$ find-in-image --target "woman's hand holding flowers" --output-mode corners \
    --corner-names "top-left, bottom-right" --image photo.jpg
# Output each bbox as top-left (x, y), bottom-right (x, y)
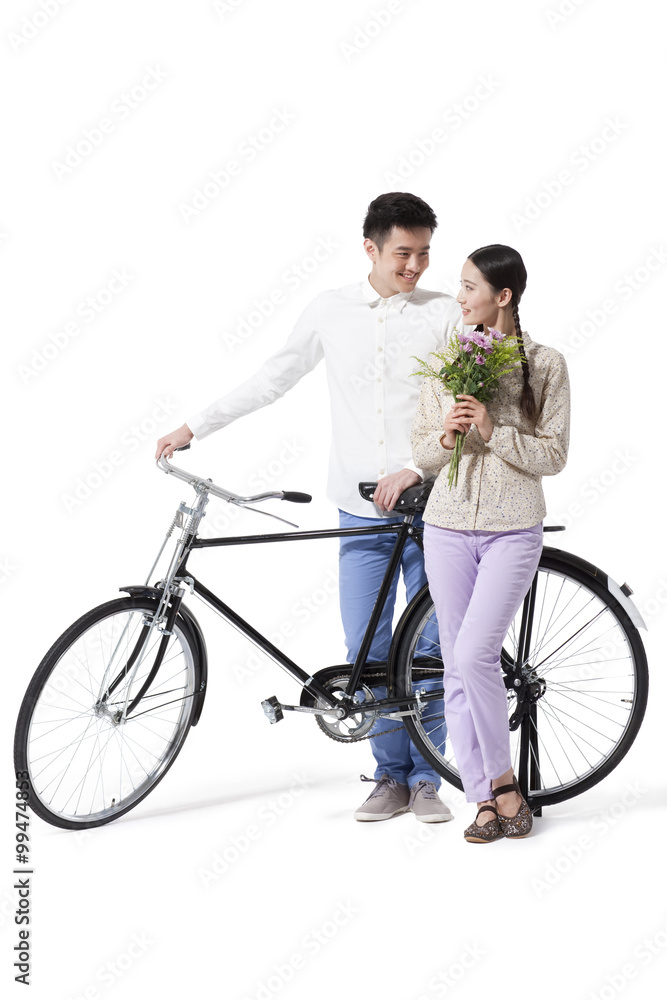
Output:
top-left (452, 395), bottom-right (494, 443)
top-left (440, 406), bottom-right (471, 450)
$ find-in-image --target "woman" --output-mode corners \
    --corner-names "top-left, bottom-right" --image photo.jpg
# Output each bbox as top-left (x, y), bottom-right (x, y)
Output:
top-left (411, 244), bottom-right (570, 842)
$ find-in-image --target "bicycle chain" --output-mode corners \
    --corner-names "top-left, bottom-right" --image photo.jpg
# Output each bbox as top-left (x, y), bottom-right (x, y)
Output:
top-left (314, 668), bottom-right (445, 744)
top-left (316, 713), bottom-right (447, 744)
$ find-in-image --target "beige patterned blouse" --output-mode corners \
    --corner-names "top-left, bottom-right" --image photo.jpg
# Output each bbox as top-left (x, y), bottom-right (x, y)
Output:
top-left (411, 332), bottom-right (570, 530)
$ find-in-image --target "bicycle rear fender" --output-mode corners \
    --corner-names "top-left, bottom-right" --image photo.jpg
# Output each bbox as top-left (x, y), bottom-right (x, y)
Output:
top-left (542, 546), bottom-right (647, 631)
top-left (387, 547), bottom-right (646, 690)
top-left (119, 585), bottom-right (209, 725)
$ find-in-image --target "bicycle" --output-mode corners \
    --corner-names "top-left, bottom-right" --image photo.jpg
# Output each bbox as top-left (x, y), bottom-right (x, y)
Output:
top-left (14, 449), bottom-right (649, 829)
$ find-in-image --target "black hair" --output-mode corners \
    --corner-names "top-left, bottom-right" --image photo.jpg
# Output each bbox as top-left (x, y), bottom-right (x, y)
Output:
top-left (363, 192), bottom-right (437, 250)
top-left (468, 244), bottom-right (536, 420)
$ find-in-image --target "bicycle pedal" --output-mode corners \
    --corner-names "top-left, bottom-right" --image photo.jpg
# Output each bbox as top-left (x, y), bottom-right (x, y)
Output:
top-left (261, 696), bottom-right (284, 724)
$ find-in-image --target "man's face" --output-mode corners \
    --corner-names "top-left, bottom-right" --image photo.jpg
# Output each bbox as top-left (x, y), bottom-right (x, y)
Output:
top-left (364, 226), bottom-right (432, 297)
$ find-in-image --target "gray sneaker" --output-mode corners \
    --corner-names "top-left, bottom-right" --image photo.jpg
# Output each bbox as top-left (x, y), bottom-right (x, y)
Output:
top-left (354, 774), bottom-right (410, 822)
top-left (409, 781), bottom-right (454, 823)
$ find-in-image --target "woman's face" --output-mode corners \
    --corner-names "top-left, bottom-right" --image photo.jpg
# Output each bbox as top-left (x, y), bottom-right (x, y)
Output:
top-left (456, 258), bottom-right (503, 328)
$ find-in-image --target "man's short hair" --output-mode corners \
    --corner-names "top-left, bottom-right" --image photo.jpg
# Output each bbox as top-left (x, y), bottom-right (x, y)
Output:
top-left (363, 192), bottom-right (438, 250)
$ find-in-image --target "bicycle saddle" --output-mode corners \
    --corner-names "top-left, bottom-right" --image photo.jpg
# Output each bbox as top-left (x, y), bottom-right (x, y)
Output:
top-left (358, 480), bottom-right (433, 514)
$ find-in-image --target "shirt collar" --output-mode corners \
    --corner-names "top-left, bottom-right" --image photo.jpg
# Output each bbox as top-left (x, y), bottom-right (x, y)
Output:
top-left (361, 276), bottom-right (413, 313)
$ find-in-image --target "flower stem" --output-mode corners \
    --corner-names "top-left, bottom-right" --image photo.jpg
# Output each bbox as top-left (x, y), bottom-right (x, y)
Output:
top-left (447, 431), bottom-right (464, 490)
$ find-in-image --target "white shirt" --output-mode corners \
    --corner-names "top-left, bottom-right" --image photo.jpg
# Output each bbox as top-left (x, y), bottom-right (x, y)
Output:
top-left (188, 278), bottom-right (464, 517)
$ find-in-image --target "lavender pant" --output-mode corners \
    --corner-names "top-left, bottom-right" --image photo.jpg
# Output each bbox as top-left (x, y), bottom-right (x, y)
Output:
top-left (424, 523), bottom-right (543, 803)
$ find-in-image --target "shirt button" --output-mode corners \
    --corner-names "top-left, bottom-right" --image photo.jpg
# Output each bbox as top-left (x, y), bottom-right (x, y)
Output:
top-left (379, 469), bottom-right (385, 475)
top-left (376, 377), bottom-right (382, 382)
top-left (377, 346), bottom-right (383, 351)
top-left (379, 440), bottom-right (384, 445)
top-left (378, 317), bottom-right (384, 324)
top-left (377, 408), bottom-right (382, 413)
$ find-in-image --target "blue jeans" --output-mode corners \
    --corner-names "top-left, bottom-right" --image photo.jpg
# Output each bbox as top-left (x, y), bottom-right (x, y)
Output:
top-left (338, 509), bottom-right (445, 789)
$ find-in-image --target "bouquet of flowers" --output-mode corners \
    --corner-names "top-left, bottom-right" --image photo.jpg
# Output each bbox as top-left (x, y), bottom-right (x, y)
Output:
top-left (413, 328), bottom-right (523, 489)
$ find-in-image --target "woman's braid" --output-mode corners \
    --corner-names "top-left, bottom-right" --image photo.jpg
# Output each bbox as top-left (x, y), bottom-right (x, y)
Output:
top-left (512, 299), bottom-right (536, 420)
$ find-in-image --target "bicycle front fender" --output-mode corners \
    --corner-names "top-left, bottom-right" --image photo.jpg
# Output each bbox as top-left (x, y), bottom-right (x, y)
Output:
top-left (119, 585), bottom-right (208, 725)
top-left (542, 547), bottom-right (647, 631)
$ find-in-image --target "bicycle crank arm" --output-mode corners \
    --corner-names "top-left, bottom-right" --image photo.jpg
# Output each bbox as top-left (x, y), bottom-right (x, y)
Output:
top-left (261, 695), bottom-right (344, 724)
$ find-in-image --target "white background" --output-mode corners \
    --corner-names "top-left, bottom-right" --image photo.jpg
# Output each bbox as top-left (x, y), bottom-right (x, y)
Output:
top-left (2, 1), bottom-right (666, 997)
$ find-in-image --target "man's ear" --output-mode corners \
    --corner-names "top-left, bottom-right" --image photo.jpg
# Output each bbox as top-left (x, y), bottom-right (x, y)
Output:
top-left (363, 237), bottom-right (379, 263)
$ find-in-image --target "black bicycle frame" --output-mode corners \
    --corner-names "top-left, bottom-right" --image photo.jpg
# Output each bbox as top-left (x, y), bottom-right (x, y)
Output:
top-left (177, 516), bottom-right (423, 709)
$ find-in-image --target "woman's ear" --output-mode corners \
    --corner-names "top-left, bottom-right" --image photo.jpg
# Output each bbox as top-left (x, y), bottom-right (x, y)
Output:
top-left (496, 287), bottom-right (513, 308)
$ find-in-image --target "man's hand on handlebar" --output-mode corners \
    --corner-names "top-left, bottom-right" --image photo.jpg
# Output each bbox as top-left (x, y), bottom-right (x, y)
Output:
top-left (155, 423), bottom-right (194, 460)
top-left (372, 468), bottom-right (421, 512)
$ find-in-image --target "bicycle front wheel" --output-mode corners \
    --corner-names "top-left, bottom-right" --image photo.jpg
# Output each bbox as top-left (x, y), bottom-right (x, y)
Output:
top-left (393, 556), bottom-right (648, 808)
top-left (14, 597), bottom-right (199, 829)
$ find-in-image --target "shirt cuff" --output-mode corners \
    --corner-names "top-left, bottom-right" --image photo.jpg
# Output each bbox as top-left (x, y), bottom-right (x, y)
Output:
top-left (187, 411), bottom-right (214, 441)
top-left (404, 459), bottom-right (424, 480)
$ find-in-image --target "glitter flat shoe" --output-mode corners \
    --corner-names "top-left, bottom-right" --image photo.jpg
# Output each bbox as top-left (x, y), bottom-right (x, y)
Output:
top-left (463, 804), bottom-right (503, 843)
top-left (493, 777), bottom-right (533, 839)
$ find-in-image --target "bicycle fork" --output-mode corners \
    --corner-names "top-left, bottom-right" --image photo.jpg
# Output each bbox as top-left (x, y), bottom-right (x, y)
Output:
top-left (96, 488), bottom-right (210, 723)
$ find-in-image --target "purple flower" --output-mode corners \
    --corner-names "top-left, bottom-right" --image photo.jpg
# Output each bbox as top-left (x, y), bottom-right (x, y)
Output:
top-left (488, 328), bottom-right (504, 341)
top-left (475, 354), bottom-right (484, 365)
top-left (461, 343), bottom-right (473, 353)
top-left (470, 331), bottom-right (493, 351)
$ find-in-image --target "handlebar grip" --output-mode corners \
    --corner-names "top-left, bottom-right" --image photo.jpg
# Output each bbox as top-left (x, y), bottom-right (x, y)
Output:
top-left (281, 492), bottom-right (312, 504)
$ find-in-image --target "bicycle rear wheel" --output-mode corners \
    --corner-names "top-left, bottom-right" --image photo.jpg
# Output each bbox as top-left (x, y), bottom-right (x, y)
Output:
top-left (393, 555), bottom-right (648, 807)
top-left (14, 596), bottom-right (198, 829)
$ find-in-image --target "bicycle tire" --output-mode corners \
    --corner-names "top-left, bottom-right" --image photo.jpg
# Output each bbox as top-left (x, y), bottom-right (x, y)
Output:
top-left (391, 553), bottom-right (648, 808)
top-left (14, 596), bottom-right (199, 829)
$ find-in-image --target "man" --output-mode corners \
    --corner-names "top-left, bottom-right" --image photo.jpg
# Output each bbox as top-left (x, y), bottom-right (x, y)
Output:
top-left (156, 192), bottom-right (463, 822)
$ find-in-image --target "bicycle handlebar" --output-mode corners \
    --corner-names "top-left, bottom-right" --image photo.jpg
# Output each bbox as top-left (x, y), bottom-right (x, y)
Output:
top-left (156, 452), bottom-right (312, 506)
